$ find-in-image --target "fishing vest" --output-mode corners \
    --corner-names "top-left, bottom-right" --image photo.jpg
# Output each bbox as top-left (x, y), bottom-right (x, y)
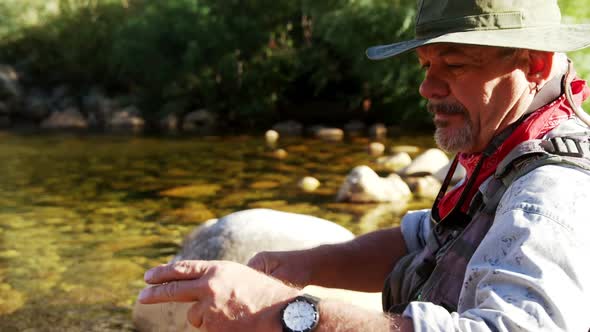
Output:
top-left (382, 118), bottom-right (590, 314)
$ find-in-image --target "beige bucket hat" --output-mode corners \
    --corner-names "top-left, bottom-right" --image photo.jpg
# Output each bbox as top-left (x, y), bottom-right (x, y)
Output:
top-left (366, 0), bottom-right (590, 60)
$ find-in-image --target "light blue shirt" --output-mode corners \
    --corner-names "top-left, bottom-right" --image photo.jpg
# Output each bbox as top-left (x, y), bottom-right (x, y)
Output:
top-left (400, 164), bottom-right (590, 331)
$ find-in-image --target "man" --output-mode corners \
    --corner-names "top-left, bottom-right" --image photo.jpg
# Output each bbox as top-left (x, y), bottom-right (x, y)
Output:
top-left (139, 0), bottom-right (590, 331)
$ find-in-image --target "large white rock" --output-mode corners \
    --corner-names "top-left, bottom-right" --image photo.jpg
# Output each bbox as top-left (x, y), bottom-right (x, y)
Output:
top-left (405, 175), bottom-right (442, 200)
top-left (434, 159), bottom-right (467, 184)
top-left (376, 152), bottom-right (412, 172)
top-left (400, 148), bottom-right (449, 176)
top-left (336, 165), bottom-right (411, 203)
top-left (133, 209), bottom-right (381, 332)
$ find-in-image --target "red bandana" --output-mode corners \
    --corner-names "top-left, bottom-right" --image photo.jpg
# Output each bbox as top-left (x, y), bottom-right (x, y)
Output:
top-left (437, 78), bottom-right (590, 218)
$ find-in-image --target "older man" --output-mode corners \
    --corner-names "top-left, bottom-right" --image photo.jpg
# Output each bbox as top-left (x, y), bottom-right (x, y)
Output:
top-left (139, 1), bottom-right (590, 331)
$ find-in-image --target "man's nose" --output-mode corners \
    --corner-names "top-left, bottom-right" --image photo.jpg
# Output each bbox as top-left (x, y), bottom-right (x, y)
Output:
top-left (419, 72), bottom-right (449, 100)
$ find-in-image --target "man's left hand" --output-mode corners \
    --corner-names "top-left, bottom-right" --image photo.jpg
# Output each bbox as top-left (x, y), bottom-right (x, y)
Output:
top-left (138, 260), bottom-right (300, 331)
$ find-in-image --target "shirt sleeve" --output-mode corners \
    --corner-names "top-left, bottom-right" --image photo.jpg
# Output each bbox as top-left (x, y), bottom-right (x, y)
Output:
top-left (400, 209), bottom-right (432, 253)
top-left (402, 165), bottom-right (590, 331)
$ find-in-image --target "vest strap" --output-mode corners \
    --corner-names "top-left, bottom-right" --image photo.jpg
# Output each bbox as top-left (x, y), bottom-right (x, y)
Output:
top-left (541, 136), bottom-right (590, 157)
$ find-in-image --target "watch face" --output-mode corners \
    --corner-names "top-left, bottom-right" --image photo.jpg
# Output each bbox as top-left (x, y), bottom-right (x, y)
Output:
top-left (283, 299), bottom-right (319, 332)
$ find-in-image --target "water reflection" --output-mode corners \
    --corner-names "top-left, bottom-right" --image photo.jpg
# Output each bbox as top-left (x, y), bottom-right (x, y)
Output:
top-left (0, 132), bottom-right (434, 330)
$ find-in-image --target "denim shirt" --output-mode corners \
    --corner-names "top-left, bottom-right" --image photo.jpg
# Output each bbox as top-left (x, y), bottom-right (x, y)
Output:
top-left (400, 164), bottom-right (590, 331)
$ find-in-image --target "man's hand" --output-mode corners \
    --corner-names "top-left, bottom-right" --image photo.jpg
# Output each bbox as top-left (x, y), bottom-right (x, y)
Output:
top-left (138, 260), bottom-right (299, 331)
top-left (247, 250), bottom-right (313, 287)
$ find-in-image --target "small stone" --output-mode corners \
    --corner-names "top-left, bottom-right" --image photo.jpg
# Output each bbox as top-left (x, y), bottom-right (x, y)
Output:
top-left (298, 176), bottom-right (320, 192)
top-left (315, 128), bottom-right (344, 142)
top-left (369, 123), bottom-right (387, 139)
top-left (368, 142), bottom-right (385, 157)
top-left (265, 130), bottom-right (279, 146)
top-left (272, 149), bottom-right (288, 160)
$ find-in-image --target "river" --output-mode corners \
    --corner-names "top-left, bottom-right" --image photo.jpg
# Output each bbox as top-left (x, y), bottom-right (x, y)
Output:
top-left (0, 131), bottom-right (435, 331)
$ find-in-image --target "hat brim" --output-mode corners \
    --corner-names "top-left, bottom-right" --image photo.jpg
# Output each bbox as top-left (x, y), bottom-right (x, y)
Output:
top-left (366, 24), bottom-right (590, 60)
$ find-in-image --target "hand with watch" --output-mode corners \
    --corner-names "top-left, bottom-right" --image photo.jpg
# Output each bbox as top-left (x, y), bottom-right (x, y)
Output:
top-left (138, 260), bottom-right (321, 332)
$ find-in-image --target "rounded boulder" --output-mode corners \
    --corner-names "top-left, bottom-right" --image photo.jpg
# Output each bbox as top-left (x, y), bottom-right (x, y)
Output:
top-left (133, 209), bottom-right (356, 332)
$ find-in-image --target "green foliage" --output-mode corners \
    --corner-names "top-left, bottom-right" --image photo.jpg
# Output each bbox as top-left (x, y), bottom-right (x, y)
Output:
top-left (110, 0), bottom-right (303, 120)
top-left (0, 0), bottom-right (588, 127)
top-left (0, 0), bottom-right (128, 86)
top-left (560, 0), bottom-right (590, 88)
top-left (309, 0), bottom-right (428, 125)
top-left (0, 0), bottom-right (426, 128)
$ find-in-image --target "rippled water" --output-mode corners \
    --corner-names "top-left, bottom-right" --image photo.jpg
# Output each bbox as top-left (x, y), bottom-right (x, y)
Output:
top-left (0, 131), bottom-right (435, 331)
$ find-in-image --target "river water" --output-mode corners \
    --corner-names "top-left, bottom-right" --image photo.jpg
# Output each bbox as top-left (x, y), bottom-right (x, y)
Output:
top-left (0, 131), bottom-right (435, 331)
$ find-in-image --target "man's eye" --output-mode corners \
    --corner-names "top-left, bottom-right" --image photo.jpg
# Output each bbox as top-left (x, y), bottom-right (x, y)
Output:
top-left (420, 63), bottom-right (430, 70)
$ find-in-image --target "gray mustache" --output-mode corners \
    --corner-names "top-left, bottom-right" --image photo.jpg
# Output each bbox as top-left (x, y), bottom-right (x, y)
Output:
top-left (428, 103), bottom-right (466, 115)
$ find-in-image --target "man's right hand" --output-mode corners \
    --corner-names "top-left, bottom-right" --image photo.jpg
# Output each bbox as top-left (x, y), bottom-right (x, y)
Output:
top-left (247, 249), bottom-right (314, 287)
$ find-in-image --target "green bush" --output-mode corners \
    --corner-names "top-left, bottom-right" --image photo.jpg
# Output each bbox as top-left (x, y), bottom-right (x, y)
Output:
top-left (309, 0), bottom-right (428, 126)
top-left (0, 0), bottom-right (129, 87)
top-left (0, 0), bottom-right (588, 129)
top-left (561, 1), bottom-right (590, 84)
top-left (110, 0), bottom-right (303, 123)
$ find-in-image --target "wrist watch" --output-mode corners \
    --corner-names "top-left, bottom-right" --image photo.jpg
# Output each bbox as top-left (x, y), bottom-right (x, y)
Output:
top-left (280, 294), bottom-right (320, 332)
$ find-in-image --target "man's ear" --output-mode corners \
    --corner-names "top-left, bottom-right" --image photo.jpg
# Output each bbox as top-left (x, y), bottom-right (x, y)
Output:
top-left (527, 51), bottom-right (553, 84)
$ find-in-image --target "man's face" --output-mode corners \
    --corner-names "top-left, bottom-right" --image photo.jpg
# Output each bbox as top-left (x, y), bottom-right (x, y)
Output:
top-left (416, 44), bottom-right (531, 153)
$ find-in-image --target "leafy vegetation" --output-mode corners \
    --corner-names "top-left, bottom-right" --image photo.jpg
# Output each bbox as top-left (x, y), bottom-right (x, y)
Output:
top-left (0, 0), bottom-right (588, 129)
